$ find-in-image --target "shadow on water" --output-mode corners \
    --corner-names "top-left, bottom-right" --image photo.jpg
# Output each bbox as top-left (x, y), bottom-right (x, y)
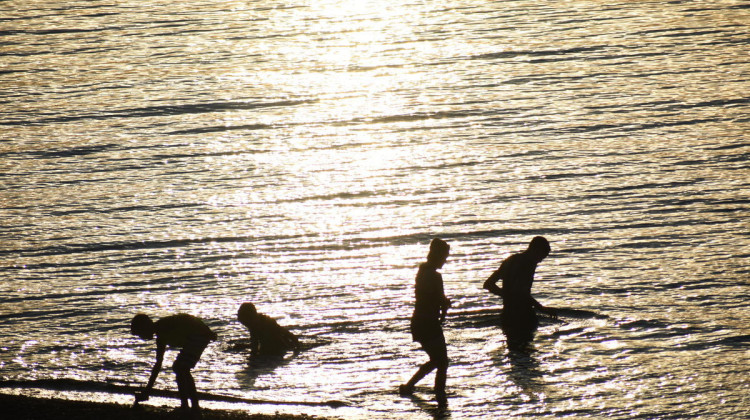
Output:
top-left (491, 344), bottom-right (545, 400)
top-left (226, 339), bottom-right (295, 387)
top-left (235, 355), bottom-right (292, 388)
top-left (402, 393), bottom-right (451, 420)
top-left (229, 337), bottom-right (332, 388)
top-left (507, 349), bottom-right (544, 396)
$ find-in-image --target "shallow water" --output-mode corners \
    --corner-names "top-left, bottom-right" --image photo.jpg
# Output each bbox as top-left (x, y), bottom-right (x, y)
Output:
top-left (1, 0), bottom-right (749, 418)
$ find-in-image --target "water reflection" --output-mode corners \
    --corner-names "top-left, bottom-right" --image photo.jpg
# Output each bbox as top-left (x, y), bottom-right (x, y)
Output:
top-left (235, 351), bottom-right (293, 389)
top-left (402, 393), bottom-right (452, 420)
top-left (2, 0), bottom-right (748, 418)
top-left (504, 349), bottom-right (545, 403)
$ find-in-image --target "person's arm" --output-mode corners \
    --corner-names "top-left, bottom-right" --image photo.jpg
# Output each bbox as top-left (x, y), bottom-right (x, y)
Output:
top-left (285, 327), bottom-right (299, 349)
top-left (439, 295), bottom-right (452, 323)
top-left (435, 271), bottom-right (451, 323)
top-left (483, 269), bottom-right (504, 297)
top-left (269, 317), bottom-right (298, 350)
top-left (531, 296), bottom-right (557, 319)
top-left (249, 329), bottom-right (260, 356)
top-left (135, 341), bottom-right (165, 402)
top-left (280, 327), bottom-right (300, 351)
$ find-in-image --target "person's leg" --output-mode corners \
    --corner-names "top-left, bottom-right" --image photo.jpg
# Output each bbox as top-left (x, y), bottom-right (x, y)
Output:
top-left (425, 336), bottom-right (448, 407)
top-left (173, 366), bottom-right (191, 410)
top-left (502, 312), bottom-right (537, 351)
top-left (183, 369), bottom-right (200, 413)
top-left (400, 360), bottom-right (436, 394)
top-left (174, 364), bottom-right (202, 419)
top-left (402, 334), bottom-right (448, 404)
top-left (173, 336), bottom-right (209, 415)
top-left (435, 366), bottom-right (447, 408)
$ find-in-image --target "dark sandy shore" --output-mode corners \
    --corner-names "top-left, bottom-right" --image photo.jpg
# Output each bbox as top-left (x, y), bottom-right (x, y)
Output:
top-left (0, 393), bottom-right (327, 420)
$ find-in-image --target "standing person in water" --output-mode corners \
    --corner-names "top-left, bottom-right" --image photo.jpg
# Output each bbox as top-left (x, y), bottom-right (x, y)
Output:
top-left (130, 313), bottom-right (218, 418)
top-left (483, 236), bottom-right (557, 349)
top-left (400, 238), bottom-right (452, 408)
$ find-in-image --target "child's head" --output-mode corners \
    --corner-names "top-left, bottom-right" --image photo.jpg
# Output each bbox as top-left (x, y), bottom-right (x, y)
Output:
top-left (238, 302), bottom-right (258, 323)
top-left (427, 238), bottom-right (450, 267)
top-left (130, 314), bottom-right (155, 340)
top-left (527, 236), bottom-right (550, 262)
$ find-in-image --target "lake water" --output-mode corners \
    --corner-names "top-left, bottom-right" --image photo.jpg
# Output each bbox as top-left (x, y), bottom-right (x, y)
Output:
top-left (1, 0), bottom-right (749, 418)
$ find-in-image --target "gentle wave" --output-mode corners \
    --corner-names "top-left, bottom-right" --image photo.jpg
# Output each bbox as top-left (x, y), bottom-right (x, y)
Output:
top-left (2, 1), bottom-right (749, 419)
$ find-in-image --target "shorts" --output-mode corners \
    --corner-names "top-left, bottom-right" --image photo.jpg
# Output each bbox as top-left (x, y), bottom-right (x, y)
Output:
top-left (501, 309), bottom-right (538, 348)
top-left (411, 316), bottom-right (448, 366)
top-left (410, 315), bottom-right (442, 343)
top-left (419, 334), bottom-right (448, 367)
top-left (173, 335), bottom-right (210, 371)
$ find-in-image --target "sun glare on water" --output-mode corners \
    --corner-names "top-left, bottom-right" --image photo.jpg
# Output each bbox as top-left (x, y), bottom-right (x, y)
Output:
top-left (202, 1), bottom-right (457, 252)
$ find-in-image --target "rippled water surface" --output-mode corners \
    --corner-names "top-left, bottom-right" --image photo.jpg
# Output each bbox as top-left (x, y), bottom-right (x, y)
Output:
top-left (1, 0), bottom-right (749, 418)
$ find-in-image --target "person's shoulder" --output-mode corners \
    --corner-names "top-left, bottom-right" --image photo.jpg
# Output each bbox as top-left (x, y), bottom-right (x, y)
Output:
top-left (153, 315), bottom-right (177, 335)
top-left (255, 313), bottom-right (280, 327)
top-left (517, 250), bottom-right (537, 264)
top-left (173, 313), bottom-right (202, 323)
top-left (155, 314), bottom-right (181, 325)
top-left (417, 261), bottom-right (439, 272)
top-left (500, 252), bottom-right (520, 266)
top-left (506, 251), bottom-right (533, 263)
top-left (416, 263), bottom-right (438, 278)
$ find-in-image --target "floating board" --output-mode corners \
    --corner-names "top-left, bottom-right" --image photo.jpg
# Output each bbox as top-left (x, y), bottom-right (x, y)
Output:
top-left (551, 307), bottom-right (608, 320)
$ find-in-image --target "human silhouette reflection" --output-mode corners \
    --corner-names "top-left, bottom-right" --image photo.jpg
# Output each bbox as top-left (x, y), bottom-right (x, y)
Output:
top-left (237, 302), bottom-right (299, 358)
top-left (399, 238), bottom-right (452, 409)
top-left (492, 346), bottom-right (545, 400)
top-left (402, 392), bottom-right (452, 419)
top-left (235, 350), bottom-right (292, 388)
top-left (483, 236), bottom-right (557, 350)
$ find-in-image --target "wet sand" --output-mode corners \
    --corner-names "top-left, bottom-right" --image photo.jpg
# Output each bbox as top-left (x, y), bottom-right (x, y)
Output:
top-left (0, 393), bottom-right (326, 420)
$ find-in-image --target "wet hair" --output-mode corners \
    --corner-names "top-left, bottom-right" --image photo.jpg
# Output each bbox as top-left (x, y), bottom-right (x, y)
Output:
top-left (238, 302), bottom-right (258, 320)
top-left (427, 238), bottom-right (450, 261)
top-left (528, 236), bottom-right (550, 257)
top-left (130, 313), bottom-right (154, 338)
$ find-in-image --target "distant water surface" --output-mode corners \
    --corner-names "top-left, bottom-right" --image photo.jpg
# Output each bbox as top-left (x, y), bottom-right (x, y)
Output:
top-left (1, 0), bottom-right (749, 418)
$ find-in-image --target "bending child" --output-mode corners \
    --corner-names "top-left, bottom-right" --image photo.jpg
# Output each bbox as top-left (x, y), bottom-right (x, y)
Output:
top-left (130, 313), bottom-right (217, 418)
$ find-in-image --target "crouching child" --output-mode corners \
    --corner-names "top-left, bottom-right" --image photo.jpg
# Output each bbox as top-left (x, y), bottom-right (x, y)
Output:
top-left (238, 302), bottom-right (299, 358)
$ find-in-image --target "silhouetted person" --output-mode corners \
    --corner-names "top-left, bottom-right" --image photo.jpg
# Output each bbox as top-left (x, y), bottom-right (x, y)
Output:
top-left (130, 313), bottom-right (217, 418)
top-left (238, 302), bottom-right (299, 358)
top-left (400, 238), bottom-right (451, 408)
top-left (483, 236), bottom-right (556, 349)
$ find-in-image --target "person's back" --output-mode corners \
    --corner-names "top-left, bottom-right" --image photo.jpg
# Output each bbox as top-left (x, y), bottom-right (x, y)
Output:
top-left (247, 313), bottom-right (298, 356)
top-left (497, 252), bottom-right (538, 317)
top-left (154, 314), bottom-right (217, 348)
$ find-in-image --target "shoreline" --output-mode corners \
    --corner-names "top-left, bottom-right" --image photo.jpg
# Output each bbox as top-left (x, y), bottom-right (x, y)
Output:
top-left (0, 393), bottom-right (329, 420)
